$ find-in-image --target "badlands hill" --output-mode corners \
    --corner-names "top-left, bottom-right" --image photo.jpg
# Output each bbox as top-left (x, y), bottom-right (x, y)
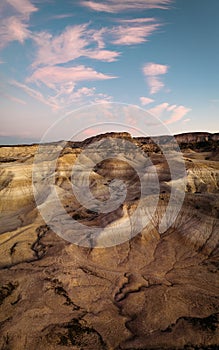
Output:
top-left (0, 132), bottom-right (218, 350)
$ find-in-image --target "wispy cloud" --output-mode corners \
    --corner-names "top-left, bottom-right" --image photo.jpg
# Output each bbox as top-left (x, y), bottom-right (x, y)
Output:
top-left (148, 76), bottom-right (165, 94)
top-left (32, 25), bottom-right (88, 66)
top-left (27, 65), bottom-right (116, 90)
top-left (148, 102), bottom-right (169, 117)
top-left (0, 0), bottom-right (37, 48)
top-left (182, 118), bottom-right (191, 123)
top-left (12, 75), bottom-right (114, 111)
top-left (143, 62), bottom-right (169, 94)
top-left (110, 22), bottom-right (160, 45)
top-left (148, 102), bottom-right (191, 124)
top-left (81, 0), bottom-right (172, 13)
top-left (0, 16), bottom-right (30, 48)
top-left (20, 17), bottom-right (162, 111)
top-left (32, 24), bottom-right (120, 67)
top-left (165, 105), bottom-right (191, 124)
top-left (118, 18), bottom-right (157, 24)
top-left (0, 1), bottom-right (170, 113)
top-left (11, 80), bottom-right (59, 109)
top-left (50, 14), bottom-right (74, 20)
top-left (82, 49), bottom-right (120, 61)
top-left (93, 94), bottom-right (113, 104)
top-left (1, 92), bottom-right (27, 105)
top-left (6, 0), bottom-right (37, 18)
top-left (140, 96), bottom-right (154, 105)
top-left (32, 20), bottom-right (160, 67)
top-left (10, 21), bottom-right (120, 110)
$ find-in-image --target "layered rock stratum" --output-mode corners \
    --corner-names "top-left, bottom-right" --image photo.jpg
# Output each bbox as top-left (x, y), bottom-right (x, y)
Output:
top-left (0, 132), bottom-right (218, 349)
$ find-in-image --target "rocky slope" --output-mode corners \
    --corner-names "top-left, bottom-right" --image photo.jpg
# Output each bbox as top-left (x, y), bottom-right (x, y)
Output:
top-left (0, 132), bottom-right (218, 350)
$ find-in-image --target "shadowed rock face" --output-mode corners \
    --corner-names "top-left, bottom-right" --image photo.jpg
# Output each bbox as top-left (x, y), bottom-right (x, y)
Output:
top-left (0, 132), bottom-right (218, 350)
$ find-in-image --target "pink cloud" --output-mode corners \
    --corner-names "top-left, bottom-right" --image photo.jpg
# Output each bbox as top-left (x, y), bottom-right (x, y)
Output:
top-left (6, 0), bottom-right (37, 18)
top-left (11, 80), bottom-right (60, 109)
top-left (148, 102), bottom-right (169, 117)
top-left (167, 104), bottom-right (177, 111)
top-left (93, 97), bottom-right (113, 104)
top-left (143, 62), bottom-right (169, 94)
top-left (148, 102), bottom-right (191, 124)
top-left (3, 92), bottom-right (27, 105)
top-left (143, 62), bottom-right (169, 76)
top-left (165, 106), bottom-right (191, 125)
top-left (91, 28), bottom-right (106, 49)
top-left (68, 87), bottom-right (96, 101)
top-left (49, 87), bottom-right (100, 110)
top-left (50, 14), bottom-right (74, 20)
top-left (86, 49), bottom-right (120, 61)
top-left (81, 0), bottom-right (172, 13)
top-left (12, 78), bottom-right (113, 111)
top-left (140, 97), bottom-right (154, 105)
top-left (0, 16), bottom-right (30, 48)
top-left (182, 118), bottom-right (191, 123)
top-left (31, 20), bottom-right (160, 70)
top-left (27, 65), bottom-right (116, 90)
top-left (118, 18), bottom-right (156, 24)
top-left (80, 1), bottom-right (116, 13)
top-left (32, 25), bottom-right (88, 66)
top-left (22, 19), bottom-right (160, 111)
top-left (0, 0), bottom-right (37, 48)
top-left (32, 25), bottom-right (120, 67)
top-left (0, 2), bottom-right (164, 64)
top-left (147, 76), bottom-right (165, 94)
top-left (110, 23), bottom-right (160, 45)
top-left (7, 16), bottom-right (30, 42)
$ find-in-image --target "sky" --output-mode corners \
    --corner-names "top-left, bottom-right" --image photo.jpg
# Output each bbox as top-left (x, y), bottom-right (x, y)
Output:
top-left (0, 0), bottom-right (219, 144)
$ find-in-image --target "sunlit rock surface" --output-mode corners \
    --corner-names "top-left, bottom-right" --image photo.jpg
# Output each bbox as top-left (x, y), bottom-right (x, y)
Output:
top-left (0, 132), bottom-right (218, 349)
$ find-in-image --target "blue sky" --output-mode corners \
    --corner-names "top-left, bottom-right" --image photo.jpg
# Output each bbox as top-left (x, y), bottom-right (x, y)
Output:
top-left (0, 0), bottom-right (218, 143)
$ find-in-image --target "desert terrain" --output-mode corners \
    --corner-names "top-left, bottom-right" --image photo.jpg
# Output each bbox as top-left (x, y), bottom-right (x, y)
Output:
top-left (0, 132), bottom-right (218, 349)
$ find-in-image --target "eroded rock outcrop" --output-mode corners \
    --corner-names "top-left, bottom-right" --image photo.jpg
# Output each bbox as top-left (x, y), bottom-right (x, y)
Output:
top-left (0, 132), bottom-right (218, 349)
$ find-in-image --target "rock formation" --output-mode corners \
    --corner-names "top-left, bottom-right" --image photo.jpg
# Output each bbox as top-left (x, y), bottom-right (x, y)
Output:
top-left (0, 132), bottom-right (218, 349)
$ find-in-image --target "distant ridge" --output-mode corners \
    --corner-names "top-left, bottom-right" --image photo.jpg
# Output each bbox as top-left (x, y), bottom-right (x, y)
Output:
top-left (0, 131), bottom-right (218, 149)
